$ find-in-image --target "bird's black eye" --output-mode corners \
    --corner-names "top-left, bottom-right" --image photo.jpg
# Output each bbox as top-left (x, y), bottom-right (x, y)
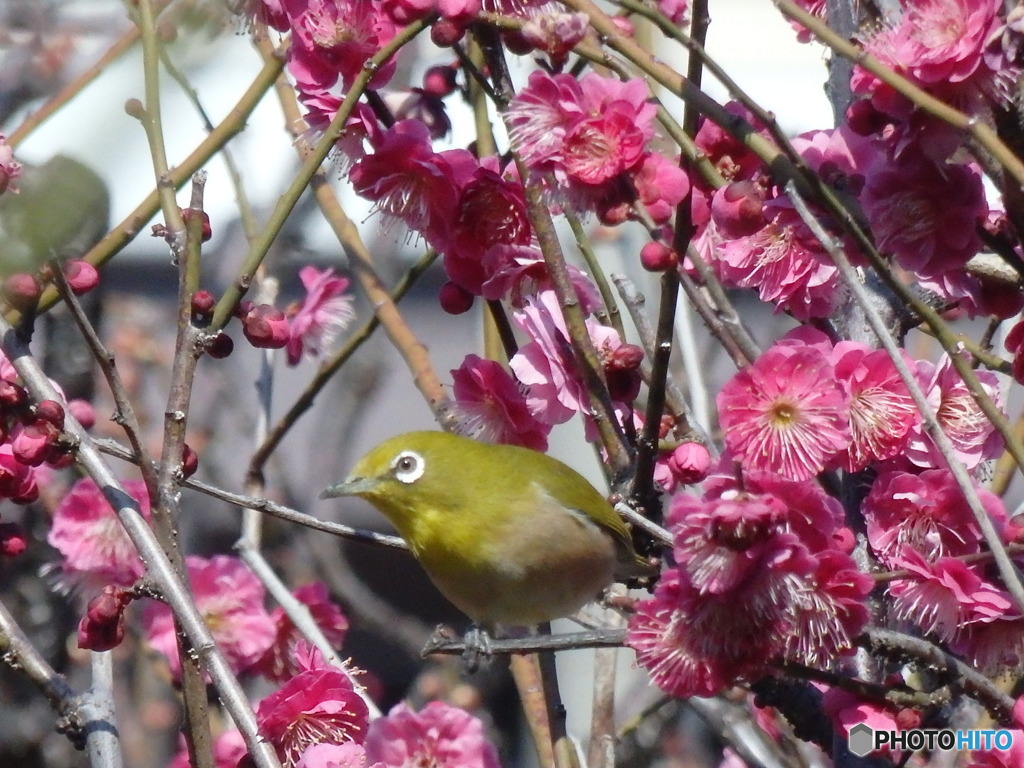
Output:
top-left (392, 450), bottom-right (425, 483)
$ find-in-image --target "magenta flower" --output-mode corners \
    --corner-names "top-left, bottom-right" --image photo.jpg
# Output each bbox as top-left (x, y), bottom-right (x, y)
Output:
top-left (142, 555), bottom-right (275, 679)
top-left (257, 644), bottom-right (370, 766)
top-left (861, 151), bottom-right (986, 277)
top-left (282, 0), bottom-right (398, 91)
top-left (48, 477), bottom-right (151, 590)
top-left (254, 582), bottom-right (350, 683)
top-left (286, 267), bottom-right (354, 366)
top-left (629, 477), bottom-right (869, 698)
top-left (905, 353), bottom-right (1003, 470)
top-left (349, 120), bottom-right (476, 245)
top-left (448, 354), bottom-right (551, 451)
top-left (717, 342), bottom-right (850, 481)
top-left (863, 469), bottom-right (1005, 568)
top-left (713, 199), bottom-right (841, 320)
top-left (831, 341), bottom-right (920, 472)
top-left (364, 701), bottom-right (501, 768)
top-left (481, 245), bottom-right (602, 313)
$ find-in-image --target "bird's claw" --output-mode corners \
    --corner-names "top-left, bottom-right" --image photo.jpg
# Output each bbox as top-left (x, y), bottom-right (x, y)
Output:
top-left (462, 625), bottom-right (492, 673)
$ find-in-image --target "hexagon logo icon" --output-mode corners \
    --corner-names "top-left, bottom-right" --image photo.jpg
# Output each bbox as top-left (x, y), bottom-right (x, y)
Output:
top-left (848, 723), bottom-right (875, 757)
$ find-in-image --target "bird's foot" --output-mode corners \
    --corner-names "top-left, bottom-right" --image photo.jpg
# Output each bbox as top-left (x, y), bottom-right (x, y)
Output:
top-left (421, 624), bottom-right (493, 673)
top-left (461, 624), bottom-right (492, 673)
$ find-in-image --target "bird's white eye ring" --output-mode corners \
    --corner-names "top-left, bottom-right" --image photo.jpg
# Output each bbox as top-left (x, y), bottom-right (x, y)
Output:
top-left (392, 450), bottom-right (425, 484)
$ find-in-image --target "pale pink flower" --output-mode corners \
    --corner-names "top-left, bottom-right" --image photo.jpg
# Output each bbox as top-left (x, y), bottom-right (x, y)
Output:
top-left (168, 730), bottom-right (249, 768)
top-left (905, 353), bottom-right (1003, 470)
top-left (254, 582), bottom-right (350, 683)
top-left (142, 555), bottom-right (276, 679)
top-left (831, 341), bottom-right (919, 471)
top-left (505, 70), bottom-right (586, 171)
top-left (257, 644), bottom-right (370, 767)
top-left (509, 291), bottom-right (629, 429)
top-left (0, 134), bottom-right (22, 195)
top-left (717, 343), bottom-right (850, 481)
top-left (860, 151), bottom-right (986, 277)
top-left (518, 4), bottom-right (589, 67)
top-left (365, 701), bottom-right (501, 768)
top-left (297, 742), bottom-right (382, 768)
top-left (863, 469), bottom-right (1004, 568)
top-left (48, 478), bottom-right (151, 589)
top-left (713, 199), bottom-right (841, 319)
top-left (448, 354), bottom-right (550, 451)
top-left (286, 267), bottom-right (354, 366)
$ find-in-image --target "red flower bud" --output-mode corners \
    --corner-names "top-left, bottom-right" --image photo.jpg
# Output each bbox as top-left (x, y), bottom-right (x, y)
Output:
top-left (431, 18), bottom-right (466, 47)
top-left (181, 443), bottom-right (199, 479)
top-left (35, 400), bottom-right (65, 428)
top-left (607, 343), bottom-right (644, 372)
top-left (191, 290), bottom-right (216, 320)
top-left (439, 281), bottom-right (475, 315)
top-left (205, 332), bottom-right (234, 359)
top-left (422, 65), bottom-right (458, 98)
top-left (78, 586), bottom-right (132, 652)
top-left (181, 208), bottom-right (212, 242)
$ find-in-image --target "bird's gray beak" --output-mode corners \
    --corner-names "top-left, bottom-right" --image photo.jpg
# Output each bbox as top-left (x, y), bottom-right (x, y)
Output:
top-left (319, 476), bottom-right (378, 499)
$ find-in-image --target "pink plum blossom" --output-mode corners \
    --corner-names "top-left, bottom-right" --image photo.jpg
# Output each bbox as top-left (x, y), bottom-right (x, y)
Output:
top-left (481, 245), bottom-right (602, 313)
top-left (831, 341), bottom-right (920, 471)
top-left (364, 701), bottom-right (501, 768)
top-left (142, 555), bottom-right (275, 679)
top-left (717, 342), bottom-right (850, 481)
top-left (256, 645), bottom-right (370, 766)
top-left (282, 0), bottom-right (398, 92)
top-left (713, 198), bottom-right (841, 320)
top-left (296, 742), bottom-right (382, 768)
top-left (48, 478), bottom-right (151, 590)
top-left (905, 353), bottom-right (1004, 470)
top-left (349, 120), bottom-right (476, 245)
top-left (254, 582), bottom-right (350, 683)
top-left (448, 354), bottom-right (551, 451)
top-left (863, 469), bottom-right (1005, 568)
top-left (286, 267), bottom-right (354, 366)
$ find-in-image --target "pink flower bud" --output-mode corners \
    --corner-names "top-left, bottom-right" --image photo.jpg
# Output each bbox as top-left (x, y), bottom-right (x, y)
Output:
top-left (3, 273), bottom-right (41, 311)
top-left (668, 442), bottom-right (712, 485)
top-left (639, 242), bottom-right (676, 272)
top-left (11, 421), bottom-right (59, 466)
top-left (0, 521), bottom-right (26, 557)
top-left (241, 304), bottom-right (289, 350)
top-left (0, 380), bottom-right (26, 410)
top-left (67, 399), bottom-right (96, 430)
top-left (431, 18), bottom-right (465, 47)
top-left (63, 260), bottom-right (100, 295)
